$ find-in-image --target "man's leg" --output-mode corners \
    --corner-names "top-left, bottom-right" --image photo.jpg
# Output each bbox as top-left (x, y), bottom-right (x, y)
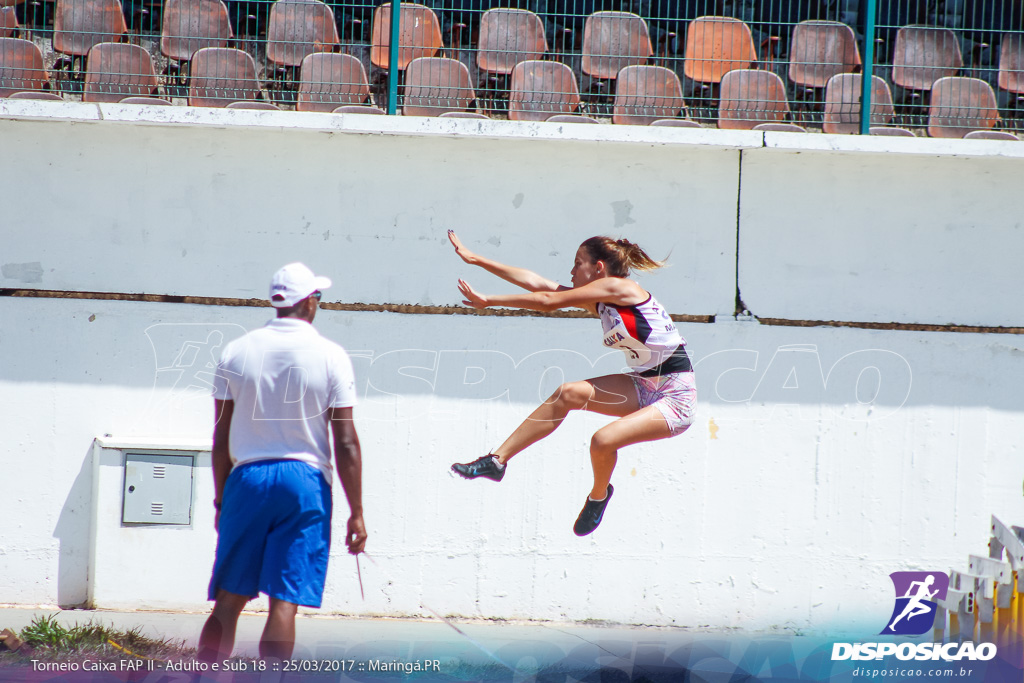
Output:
top-left (198, 590), bottom-right (250, 663)
top-left (260, 598), bottom-right (299, 660)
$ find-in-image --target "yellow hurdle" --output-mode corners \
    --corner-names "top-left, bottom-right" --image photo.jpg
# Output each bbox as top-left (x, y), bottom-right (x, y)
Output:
top-left (987, 517), bottom-right (1024, 671)
top-left (940, 516), bottom-right (1024, 680)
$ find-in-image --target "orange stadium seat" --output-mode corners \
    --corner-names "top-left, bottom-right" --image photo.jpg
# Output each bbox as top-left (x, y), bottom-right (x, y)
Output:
top-left (963, 130), bottom-right (1019, 141)
top-left (927, 76), bottom-right (999, 138)
top-left (119, 96), bottom-right (173, 104)
top-left (612, 64), bottom-right (685, 125)
top-left (0, 37), bottom-right (49, 97)
top-left (8, 90), bottom-right (63, 99)
top-left (547, 113), bottom-right (599, 123)
top-left (160, 0), bottom-right (234, 65)
top-left (332, 104), bottom-right (385, 114)
top-left (508, 59), bottom-right (581, 121)
top-left (683, 16), bottom-right (757, 86)
top-left (870, 126), bottom-right (916, 136)
top-left (82, 42), bottom-right (159, 102)
top-left (581, 11), bottom-right (653, 81)
top-left (892, 26), bottom-right (963, 92)
top-left (439, 111), bottom-right (489, 119)
top-left (188, 46), bottom-right (261, 107)
top-left (296, 52), bottom-right (372, 112)
top-left (1, 6), bottom-right (20, 38)
top-left (370, 3), bottom-right (442, 71)
top-left (753, 122), bottom-right (806, 131)
top-left (649, 118), bottom-right (701, 127)
top-left (401, 56), bottom-right (475, 116)
top-left (53, 0), bottom-right (128, 61)
top-left (226, 100), bottom-right (282, 109)
top-left (476, 8), bottom-right (547, 77)
top-left (822, 73), bottom-right (895, 134)
top-left (998, 33), bottom-right (1024, 103)
top-left (788, 20), bottom-right (860, 90)
top-left (718, 68), bottom-right (790, 130)
top-left (266, 0), bottom-right (339, 70)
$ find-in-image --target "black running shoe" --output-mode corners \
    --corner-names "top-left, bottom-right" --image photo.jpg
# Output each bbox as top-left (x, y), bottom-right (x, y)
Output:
top-left (451, 455), bottom-right (506, 482)
top-left (573, 484), bottom-right (614, 536)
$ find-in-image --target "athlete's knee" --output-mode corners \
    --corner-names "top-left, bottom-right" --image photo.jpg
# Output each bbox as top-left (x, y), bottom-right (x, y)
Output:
top-left (590, 428), bottom-right (619, 455)
top-left (549, 381), bottom-right (592, 411)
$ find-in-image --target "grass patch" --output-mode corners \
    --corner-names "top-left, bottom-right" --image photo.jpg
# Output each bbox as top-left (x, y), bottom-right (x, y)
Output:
top-left (0, 615), bottom-right (196, 665)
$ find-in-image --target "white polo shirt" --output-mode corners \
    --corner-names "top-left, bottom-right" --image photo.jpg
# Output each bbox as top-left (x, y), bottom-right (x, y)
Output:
top-left (212, 318), bottom-right (358, 482)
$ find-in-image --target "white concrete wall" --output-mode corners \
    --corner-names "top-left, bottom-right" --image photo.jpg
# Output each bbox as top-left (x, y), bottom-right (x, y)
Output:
top-left (1, 295), bottom-right (1021, 633)
top-left (739, 143), bottom-right (1024, 327)
top-left (0, 101), bottom-right (742, 318)
top-left (0, 103), bottom-right (1022, 633)
top-left (4, 101), bottom-right (1023, 327)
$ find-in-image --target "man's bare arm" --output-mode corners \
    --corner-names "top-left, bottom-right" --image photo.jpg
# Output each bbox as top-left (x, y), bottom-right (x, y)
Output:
top-left (330, 407), bottom-right (366, 554)
top-left (211, 399), bottom-right (234, 529)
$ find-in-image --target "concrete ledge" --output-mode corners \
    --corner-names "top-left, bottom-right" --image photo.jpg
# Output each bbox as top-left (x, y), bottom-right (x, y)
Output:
top-left (0, 99), bottom-right (101, 122)
top-left (0, 98), bottom-right (760, 149)
top-left (762, 128), bottom-right (1024, 158)
top-left (5, 98), bottom-right (1022, 158)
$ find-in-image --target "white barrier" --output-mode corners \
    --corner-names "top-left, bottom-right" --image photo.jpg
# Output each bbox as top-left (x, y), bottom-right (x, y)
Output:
top-left (1, 106), bottom-right (1022, 632)
top-left (0, 294), bottom-right (1021, 632)
top-left (2, 102), bottom-right (1023, 327)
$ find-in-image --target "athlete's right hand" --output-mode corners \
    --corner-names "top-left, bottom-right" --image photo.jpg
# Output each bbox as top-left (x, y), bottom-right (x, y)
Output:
top-left (458, 279), bottom-right (489, 309)
top-left (448, 230), bottom-right (477, 265)
top-left (346, 514), bottom-right (367, 555)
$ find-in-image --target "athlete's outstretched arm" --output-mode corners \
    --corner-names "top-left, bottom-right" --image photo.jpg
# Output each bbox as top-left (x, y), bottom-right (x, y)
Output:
top-left (449, 230), bottom-right (564, 293)
top-left (458, 277), bottom-right (640, 312)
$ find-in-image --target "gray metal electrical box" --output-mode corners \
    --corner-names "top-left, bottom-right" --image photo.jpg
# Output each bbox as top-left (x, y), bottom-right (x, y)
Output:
top-left (122, 452), bottom-right (195, 525)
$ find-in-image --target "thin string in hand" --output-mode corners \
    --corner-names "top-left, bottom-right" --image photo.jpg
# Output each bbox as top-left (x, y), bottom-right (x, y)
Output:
top-left (357, 553), bottom-right (512, 672)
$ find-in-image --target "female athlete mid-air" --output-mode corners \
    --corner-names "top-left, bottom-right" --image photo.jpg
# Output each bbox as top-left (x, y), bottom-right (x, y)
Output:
top-left (448, 230), bottom-right (696, 536)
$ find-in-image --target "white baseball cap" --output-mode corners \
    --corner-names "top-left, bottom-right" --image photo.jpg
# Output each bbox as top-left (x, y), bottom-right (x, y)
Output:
top-left (269, 262), bottom-right (332, 307)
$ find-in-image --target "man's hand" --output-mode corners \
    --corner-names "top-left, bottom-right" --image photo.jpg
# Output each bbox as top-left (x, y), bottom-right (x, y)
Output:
top-left (346, 515), bottom-right (367, 554)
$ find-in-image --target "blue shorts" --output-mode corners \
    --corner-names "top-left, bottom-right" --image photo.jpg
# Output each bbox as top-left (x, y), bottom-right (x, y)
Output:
top-left (209, 459), bottom-right (332, 608)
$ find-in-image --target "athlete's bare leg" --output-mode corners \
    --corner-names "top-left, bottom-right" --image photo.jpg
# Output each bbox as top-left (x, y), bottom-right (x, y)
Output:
top-left (490, 374), bottom-right (674, 497)
top-left (588, 404), bottom-right (673, 499)
top-left (491, 374), bottom-right (640, 464)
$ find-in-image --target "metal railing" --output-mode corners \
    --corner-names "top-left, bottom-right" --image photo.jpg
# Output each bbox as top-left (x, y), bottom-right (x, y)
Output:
top-left (1, 0), bottom-right (1022, 137)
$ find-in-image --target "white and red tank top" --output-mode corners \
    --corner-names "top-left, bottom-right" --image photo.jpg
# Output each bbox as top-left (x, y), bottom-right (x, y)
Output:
top-left (597, 294), bottom-right (691, 377)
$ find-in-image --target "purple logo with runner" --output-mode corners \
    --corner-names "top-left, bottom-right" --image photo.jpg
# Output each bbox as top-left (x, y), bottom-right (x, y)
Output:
top-left (881, 571), bottom-right (949, 635)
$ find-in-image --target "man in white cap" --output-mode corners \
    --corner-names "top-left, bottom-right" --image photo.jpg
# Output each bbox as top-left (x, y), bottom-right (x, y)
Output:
top-left (199, 262), bottom-right (365, 662)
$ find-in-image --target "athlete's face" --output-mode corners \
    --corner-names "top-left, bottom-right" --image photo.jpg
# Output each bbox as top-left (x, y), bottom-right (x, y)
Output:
top-left (570, 246), bottom-right (603, 288)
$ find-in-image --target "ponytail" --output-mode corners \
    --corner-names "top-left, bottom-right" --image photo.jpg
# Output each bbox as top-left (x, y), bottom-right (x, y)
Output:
top-left (580, 236), bottom-right (664, 278)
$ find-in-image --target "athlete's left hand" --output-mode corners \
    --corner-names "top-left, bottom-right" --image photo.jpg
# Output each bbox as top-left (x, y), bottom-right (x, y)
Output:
top-left (458, 279), bottom-right (488, 309)
top-left (448, 230), bottom-right (478, 265)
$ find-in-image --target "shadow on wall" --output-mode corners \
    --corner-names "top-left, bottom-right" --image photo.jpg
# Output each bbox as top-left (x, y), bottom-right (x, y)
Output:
top-left (2, 299), bottom-right (1022, 413)
top-left (52, 447), bottom-right (93, 608)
